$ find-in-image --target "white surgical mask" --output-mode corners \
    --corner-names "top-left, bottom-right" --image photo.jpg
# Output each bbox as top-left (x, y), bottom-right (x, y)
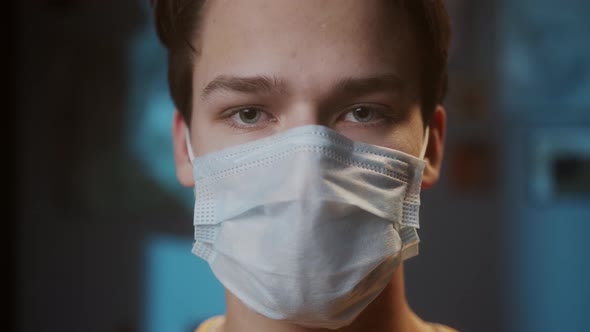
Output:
top-left (186, 125), bottom-right (428, 329)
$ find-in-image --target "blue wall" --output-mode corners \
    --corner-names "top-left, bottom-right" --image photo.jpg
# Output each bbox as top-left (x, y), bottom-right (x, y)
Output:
top-left (498, 1), bottom-right (590, 331)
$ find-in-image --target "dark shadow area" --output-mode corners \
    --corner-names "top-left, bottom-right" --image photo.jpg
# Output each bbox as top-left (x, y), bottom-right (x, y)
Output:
top-left (15, 1), bottom-right (191, 331)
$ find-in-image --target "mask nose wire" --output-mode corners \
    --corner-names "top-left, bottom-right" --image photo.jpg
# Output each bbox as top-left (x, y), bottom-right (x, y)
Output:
top-left (419, 126), bottom-right (430, 160)
top-left (187, 126), bottom-right (429, 161)
top-left (186, 128), bottom-right (195, 163)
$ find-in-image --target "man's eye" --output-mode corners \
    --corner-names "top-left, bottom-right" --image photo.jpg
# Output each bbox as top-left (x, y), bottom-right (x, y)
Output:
top-left (232, 108), bottom-right (265, 125)
top-left (343, 106), bottom-right (381, 123)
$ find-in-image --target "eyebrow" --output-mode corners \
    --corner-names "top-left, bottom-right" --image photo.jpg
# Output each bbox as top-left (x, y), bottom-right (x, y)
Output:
top-left (201, 73), bottom-right (405, 100)
top-left (202, 75), bottom-right (286, 100)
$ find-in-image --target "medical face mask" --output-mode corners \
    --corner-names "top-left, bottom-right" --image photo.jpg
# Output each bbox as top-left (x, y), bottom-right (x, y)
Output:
top-left (187, 125), bottom-right (428, 330)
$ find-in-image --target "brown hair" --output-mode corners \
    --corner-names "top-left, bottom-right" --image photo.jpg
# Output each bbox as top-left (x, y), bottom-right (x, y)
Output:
top-left (153, 0), bottom-right (451, 126)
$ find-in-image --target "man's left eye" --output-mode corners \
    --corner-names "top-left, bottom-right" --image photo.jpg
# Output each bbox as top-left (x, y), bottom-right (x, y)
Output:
top-left (343, 106), bottom-right (382, 123)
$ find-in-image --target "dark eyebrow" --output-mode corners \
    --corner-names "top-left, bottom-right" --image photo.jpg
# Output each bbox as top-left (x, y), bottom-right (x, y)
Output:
top-left (332, 74), bottom-right (405, 97)
top-left (202, 75), bottom-right (286, 100)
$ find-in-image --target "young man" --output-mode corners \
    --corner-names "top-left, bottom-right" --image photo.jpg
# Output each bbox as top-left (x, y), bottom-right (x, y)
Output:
top-left (153, 1), bottom-right (453, 331)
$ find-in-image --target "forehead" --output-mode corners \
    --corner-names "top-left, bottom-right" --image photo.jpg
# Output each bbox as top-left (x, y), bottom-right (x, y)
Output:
top-left (195, 0), bottom-right (418, 92)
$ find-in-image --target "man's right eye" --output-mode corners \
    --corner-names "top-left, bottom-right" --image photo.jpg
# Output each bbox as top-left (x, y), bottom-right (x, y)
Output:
top-left (226, 107), bottom-right (274, 128)
top-left (237, 108), bottom-right (262, 124)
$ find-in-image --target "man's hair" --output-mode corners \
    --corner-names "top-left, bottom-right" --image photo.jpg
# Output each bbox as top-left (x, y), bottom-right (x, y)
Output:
top-left (152, 0), bottom-right (451, 126)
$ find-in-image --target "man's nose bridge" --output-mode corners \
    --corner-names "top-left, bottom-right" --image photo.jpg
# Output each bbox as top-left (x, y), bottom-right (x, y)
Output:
top-left (284, 103), bottom-right (327, 129)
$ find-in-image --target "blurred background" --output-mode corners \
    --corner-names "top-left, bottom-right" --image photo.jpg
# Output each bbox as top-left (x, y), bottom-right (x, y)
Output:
top-left (11, 0), bottom-right (590, 331)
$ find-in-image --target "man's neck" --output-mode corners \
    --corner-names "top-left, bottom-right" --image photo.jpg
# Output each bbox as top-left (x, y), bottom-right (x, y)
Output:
top-left (221, 264), bottom-right (430, 332)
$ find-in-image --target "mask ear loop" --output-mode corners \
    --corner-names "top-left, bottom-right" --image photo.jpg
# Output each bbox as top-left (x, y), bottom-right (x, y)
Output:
top-left (186, 129), bottom-right (196, 163)
top-left (419, 126), bottom-right (430, 160)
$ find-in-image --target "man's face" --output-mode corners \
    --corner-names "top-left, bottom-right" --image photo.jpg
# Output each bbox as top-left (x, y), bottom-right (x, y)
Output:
top-left (191, 0), bottom-right (424, 151)
top-left (174, 0), bottom-right (444, 186)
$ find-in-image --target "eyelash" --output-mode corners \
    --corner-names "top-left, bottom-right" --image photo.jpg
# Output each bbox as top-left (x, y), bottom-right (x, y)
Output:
top-left (340, 104), bottom-right (390, 125)
top-left (222, 104), bottom-right (395, 130)
top-left (224, 106), bottom-right (275, 130)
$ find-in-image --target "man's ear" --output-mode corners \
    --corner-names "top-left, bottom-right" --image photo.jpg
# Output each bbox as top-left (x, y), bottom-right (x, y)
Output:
top-left (421, 105), bottom-right (446, 189)
top-left (172, 111), bottom-right (194, 187)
